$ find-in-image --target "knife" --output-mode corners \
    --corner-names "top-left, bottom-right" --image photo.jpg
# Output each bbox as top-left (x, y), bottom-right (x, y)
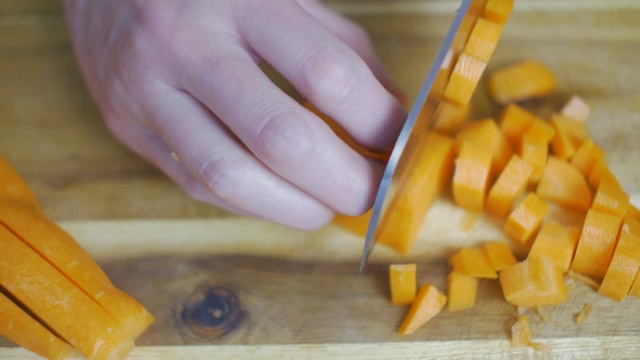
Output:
top-left (360, 0), bottom-right (474, 271)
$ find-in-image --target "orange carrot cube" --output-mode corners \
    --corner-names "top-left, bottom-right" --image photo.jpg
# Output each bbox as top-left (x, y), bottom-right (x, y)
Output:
top-left (389, 264), bottom-right (418, 306)
top-left (592, 181), bottom-right (630, 217)
top-left (488, 61), bottom-right (557, 104)
top-left (452, 141), bottom-right (493, 212)
top-left (599, 216), bottom-right (640, 301)
top-left (504, 193), bottom-right (548, 245)
top-left (463, 18), bottom-right (504, 62)
top-left (455, 118), bottom-right (514, 176)
top-left (486, 155), bottom-right (533, 218)
top-left (571, 209), bottom-right (623, 280)
top-left (519, 132), bottom-right (548, 185)
top-left (498, 103), bottom-right (535, 147)
top-left (536, 157), bottom-right (592, 211)
top-left (528, 220), bottom-right (580, 273)
top-left (571, 139), bottom-right (605, 178)
top-left (483, 242), bottom-right (517, 271)
top-left (449, 247), bottom-right (498, 279)
top-left (500, 257), bottom-right (567, 307)
top-left (447, 272), bottom-right (478, 312)
top-left (444, 54), bottom-right (487, 106)
top-left (433, 101), bottom-right (471, 135)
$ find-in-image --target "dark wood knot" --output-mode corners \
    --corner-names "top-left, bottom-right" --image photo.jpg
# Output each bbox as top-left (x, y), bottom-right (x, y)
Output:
top-left (178, 284), bottom-right (244, 341)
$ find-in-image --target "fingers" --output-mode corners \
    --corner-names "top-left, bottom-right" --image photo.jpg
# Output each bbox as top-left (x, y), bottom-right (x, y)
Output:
top-left (137, 84), bottom-right (335, 230)
top-left (235, 1), bottom-right (406, 152)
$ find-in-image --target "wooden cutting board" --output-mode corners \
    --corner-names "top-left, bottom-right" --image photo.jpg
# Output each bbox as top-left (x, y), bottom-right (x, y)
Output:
top-left (1, 0), bottom-right (640, 358)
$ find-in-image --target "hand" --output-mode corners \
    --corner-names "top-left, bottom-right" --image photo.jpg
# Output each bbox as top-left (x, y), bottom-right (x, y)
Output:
top-left (63, 0), bottom-right (406, 230)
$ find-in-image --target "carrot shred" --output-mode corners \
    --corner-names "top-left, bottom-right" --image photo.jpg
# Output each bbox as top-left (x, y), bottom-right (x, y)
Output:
top-left (488, 61), bottom-right (557, 104)
top-left (536, 156), bottom-right (592, 211)
top-left (571, 209), bottom-right (623, 280)
top-left (398, 284), bottom-right (447, 335)
top-left (528, 220), bottom-right (580, 273)
top-left (449, 247), bottom-right (498, 279)
top-left (598, 217), bottom-right (640, 301)
top-left (483, 242), bottom-right (517, 271)
top-left (444, 54), bottom-right (488, 107)
top-left (452, 141), bottom-right (493, 212)
top-left (447, 272), bottom-right (478, 312)
top-left (503, 193), bottom-right (548, 246)
top-left (389, 264), bottom-right (417, 306)
top-left (486, 155), bottom-right (533, 218)
top-left (499, 257), bottom-right (567, 307)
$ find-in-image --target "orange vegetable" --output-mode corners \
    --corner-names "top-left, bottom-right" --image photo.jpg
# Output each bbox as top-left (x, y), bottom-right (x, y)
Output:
top-left (0, 225), bottom-right (134, 360)
top-left (447, 272), bottom-right (478, 312)
top-left (332, 209), bottom-right (371, 237)
top-left (449, 247), bottom-right (498, 279)
top-left (528, 220), bottom-right (580, 273)
top-left (389, 264), bottom-right (417, 306)
top-left (591, 181), bottom-right (630, 217)
top-left (482, 242), bottom-right (517, 271)
top-left (525, 117), bottom-right (556, 145)
top-left (550, 114), bottom-right (588, 160)
top-left (469, 0), bottom-right (489, 15)
top-left (455, 118), bottom-right (514, 176)
top-left (561, 95), bottom-right (590, 123)
top-left (571, 209), bottom-right (623, 280)
top-left (463, 18), bottom-right (504, 62)
top-left (483, 0), bottom-right (514, 24)
top-left (510, 315), bottom-right (532, 348)
top-left (498, 103), bottom-right (535, 147)
top-left (376, 132), bottom-right (455, 254)
top-left (574, 303), bottom-right (593, 325)
top-left (428, 51), bottom-right (456, 101)
top-left (398, 284), bottom-right (447, 335)
top-left (452, 141), bottom-right (493, 212)
top-left (0, 291), bottom-right (77, 360)
top-left (444, 54), bottom-right (488, 107)
top-left (503, 193), bottom-right (548, 246)
top-left (598, 216), bottom-right (640, 301)
top-left (486, 155), bottom-right (533, 218)
top-left (451, 15), bottom-right (477, 53)
top-left (433, 101), bottom-right (471, 135)
top-left (488, 61), bottom-right (557, 104)
top-left (518, 132), bottom-right (548, 185)
top-left (570, 139), bottom-right (605, 178)
top-left (588, 159), bottom-right (622, 190)
top-left (499, 257), bottom-right (567, 307)
top-left (627, 205), bottom-right (640, 222)
top-left (536, 156), bottom-right (592, 211)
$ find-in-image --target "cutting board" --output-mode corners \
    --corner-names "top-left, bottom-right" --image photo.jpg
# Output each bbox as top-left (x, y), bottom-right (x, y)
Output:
top-left (1, 0), bottom-right (640, 358)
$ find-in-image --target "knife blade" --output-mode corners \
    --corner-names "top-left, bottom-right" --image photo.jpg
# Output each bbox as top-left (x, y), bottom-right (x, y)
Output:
top-left (360, 0), bottom-right (474, 272)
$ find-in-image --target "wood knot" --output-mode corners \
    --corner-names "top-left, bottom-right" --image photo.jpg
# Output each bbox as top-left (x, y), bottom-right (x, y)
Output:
top-left (177, 284), bottom-right (244, 341)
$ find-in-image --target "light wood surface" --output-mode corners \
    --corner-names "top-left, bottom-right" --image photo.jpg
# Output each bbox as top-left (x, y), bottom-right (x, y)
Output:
top-left (1, 0), bottom-right (640, 358)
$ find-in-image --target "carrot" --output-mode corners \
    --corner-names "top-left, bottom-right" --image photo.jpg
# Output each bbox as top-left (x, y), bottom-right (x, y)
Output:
top-left (447, 272), bottom-right (478, 312)
top-left (503, 193), bottom-right (548, 246)
top-left (0, 291), bottom-right (77, 360)
top-left (451, 14), bottom-right (477, 54)
top-left (463, 18), bottom-right (504, 62)
top-left (483, 0), bottom-right (514, 24)
top-left (376, 132), bottom-right (455, 254)
top-left (389, 264), bottom-right (417, 306)
top-left (588, 158), bottom-right (622, 190)
top-left (398, 284), bottom-right (447, 335)
top-left (518, 132), bottom-right (548, 185)
top-left (332, 209), bottom-right (371, 238)
top-left (0, 156), bottom-right (39, 208)
top-left (528, 220), bottom-right (580, 273)
top-left (0, 203), bottom-right (154, 340)
top-left (574, 303), bottom-right (593, 325)
top-left (0, 225), bottom-right (134, 359)
top-left (452, 141), bottom-right (493, 212)
top-left (570, 139), bottom-right (605, 178)
top-left (536, 156), bottom-right (592, 211)
top-left (550, 114), bottom-right (588, 160)
top-left (561, 95), bottom-right (590, 123)
top-left (510, 315), bottom-right (532, 348)
top-left (498, 103), bottom-right (535, 147)
top-left (571, 209), bottom-right (623, 280)
top-left (482, 242), bottom-right (517, 271)
top-left (488, 61), bottom-right (557, 104)
top-left (449, 247), bottom-right (498, 279)
top-left (454, 118), bottom-right (514, 176)
top-left (444, 53), bottom-right (488, 107)
top-left (469, 0), bottom-right (489, 16)
top-left (499, 257), bottom-right (567, 307)
top-left (591, 180), bottom-right (630, 217)
top-left (598, 216), bottom-right (640, 301)
top-left (486, 155), bottom-right (533, 218)
top-left (433, 102), bottom-right (471, 135)
top-left (525, 117), bottom-right (556, 145)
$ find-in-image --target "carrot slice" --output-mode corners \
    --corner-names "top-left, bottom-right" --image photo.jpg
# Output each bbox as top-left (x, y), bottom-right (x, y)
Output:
top-left (592, 181), bottom-right (630, 217)
top-left (571, 139), bottom-right (605, 178)
top-left (499, 257), bottom-right (567, 307)
top-left (588, 158), bottom-right (622, 190)
top-left (455, 118), bottom-right (514, 176)
top-left (486, 155), bottom-right (533, 218)
top-left (571, 209), bottom-right (623, 280)
top-left (463, 18), bottom-right (503, 62)
top-left (0, 225), bottom-right (134, 359)
top-left (452, 141), bottom-right (493, 212)
top-left (550, 114), bottom-right (588, 160)
top-left (510, 315), bottom-right (532, 348)
top-left (0, 156), bottom-right (39, 208)
top-left (561, 95), bottom-right (590, 122)
top-left (451, 15), bottom-right (478, 54)
top-left (504, 193), bottom-right (548, 246)
top-left (518, 132), bottom-right (548, 185)
top-left (598, 216), bottom-right (640, 301)
top-left (449, 247), bottom-right (498, 279)
top-left (433, 101), bottom-right (471, 135)
top-left (483, 0), bottom-right (515, 24)
top-left (498, 103), bottom-right (536, 147)
top-left (389, 264), bottom-right (417, 306)
top-left (526, 117), bottom-right (556, 145)
top-left (332, 210), bottom-right (371, 237)
top-left (536, 156), bottom-right (592, 211)
top-left (447, 272), bottom-right (478, 312)
top-left (528, 220), bottom-right (580, 273)
top-left (0, 291), bottom-right (77, 360)
top-left (398, 284), bottom-right (447, 335)
top-left (488, 61), bottom-right (557, 104)
top-left (444, 54), bottom-right (487, 107)
top-left (483, 242), bottom-right (517, 271)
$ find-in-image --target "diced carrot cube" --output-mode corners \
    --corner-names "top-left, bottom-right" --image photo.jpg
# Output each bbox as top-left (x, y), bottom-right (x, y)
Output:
top-left (483, 242), bottom-right (517, 271)
top-left (398, 284), bottom-right (447, 335)
top-left (571, 209), bottom-right (623, 280)
top-left (463, 18), bottom-right (504, 62)
top-left (528, 220), bottom-right (580, 273)
top-left (500, 257), bottom-right (567, 307)
top-left (488, 61), bottom-right (557, 104)
top-left (455, 118), bottom-right (514, 176)
top-left (592, 181), bottom-right (630, 217)
top-left (519, 132), bottom-right (548, 185)
top-left (452, 141), bottom-right (493, 212)
top-left (444, 54), bottom-right (487, 106)
top-left (498, 103), bottom-right (535, 147)
top-left (536, 157), bottom-right (592, 211)
top-left (389, 264), bottom-right (418, 306)
top-left (550, 114), bottom-right (588, 159)
top-left (447, 272), bottom-right (478, 312)
top-left (486, 155), bottom-right (533, 218)
top-left (599, 216), bottom-right (640, 301)
top-left (526, 117), bottom-right (556, 145)
top-left (571, 139), bottom-right (605, 178)
top-left (333, 209), bottom-right (371, 237)
top-left (504, 193), bottom-right (548, 245)
top-left (588, 159), bottom-right (622, 190)
top-left (449, 247), bottom-right (498, 279)
top-left (433, 101), bottom-right (471, 135)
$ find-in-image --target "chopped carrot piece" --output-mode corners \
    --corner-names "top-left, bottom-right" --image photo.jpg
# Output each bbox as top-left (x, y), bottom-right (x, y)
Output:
top-left (483, 0), bottom-right (514, 24)
top-left (598, 216), bottom-right (640, 301)
top-left (561, 95), bottom-right (590, 123)
top-left (486, 155), bottom-right (533, 218)
top-left (588, 158), bottom-right (622, 190)
top-left (447, 272), bottom-right (478, 312)
top-left (536, 157), bottom-right (592, 211)
top-left (574, 303), bottom-right (593, 325)
top-left (519, 132), bottom-right (548, 185)
top-left (499, 257), bottom-right (567, 307)
top-left (571, 209), bottom-right (623, 280)
top-left (452, 141), bottom-right (493, 212)
top-left (0, 157), bottom-right (39, 208)
top-left (376, 132), bottom-right (455, 254)
top-left (332, 210), bottom-right (371, 237)
top-left (389, 264), bottom-right (417, 306)
top-left (488, 61), bottom-right (557, 104)
top-left (498, 103), bottom-right (535, 147)
top-left (463, 18), bottom-right (503, 62)
top-left (627, 205), bottom-right (640, 222)
top-left (525, 117), bottom-right (556, 145)
top-left (0, 291), bottom-right (77, 360)
top-left (430, 50), bottom-right (456, 98)
top-left (449, 247), bottom-right (498, 279)
top-left (550, 114), bottom-right (588, 159)
top-left (398, 284), bottom-right (447, 335)
top-left (433, 101), bottom-right (471, 135)
top-left (570, 139), bottom-right (605, 178)
top-left (469, 0), bottom-right (489, 15)
top-left (592, 181), bottom-right (630, 217)
top-left (0, 225), bottom-right (134, 359)
top-left (451, 16), bottom-right (478, 53)
top-left (444, 54), bottom-right (487, 107)
top-left (510, 315), bottom-right (532, 348)
top-left (528, 220), bottom-right (580, 273)
top-left (455, 118), bottom-right (514, 175)
top-left (483, 242), bottom-right (517, 271)
top-left (504, 193), bottom-right (548, 246)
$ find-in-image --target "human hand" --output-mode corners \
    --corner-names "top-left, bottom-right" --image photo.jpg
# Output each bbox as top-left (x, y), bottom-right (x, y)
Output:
top-left (63, 0), bottom-right (406, 230)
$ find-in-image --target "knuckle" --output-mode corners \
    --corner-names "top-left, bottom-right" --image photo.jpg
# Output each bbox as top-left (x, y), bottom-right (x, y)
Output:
top-left (196, 156), bottom-right (244, 201)
top-left (253, 111), bottom-right (313, 167)
top-left (297, 44), bottom-right (358, 101)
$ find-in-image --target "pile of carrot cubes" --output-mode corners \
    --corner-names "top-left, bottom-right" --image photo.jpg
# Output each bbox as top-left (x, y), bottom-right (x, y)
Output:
top-left (0, 157), bottom-right (153, 359)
